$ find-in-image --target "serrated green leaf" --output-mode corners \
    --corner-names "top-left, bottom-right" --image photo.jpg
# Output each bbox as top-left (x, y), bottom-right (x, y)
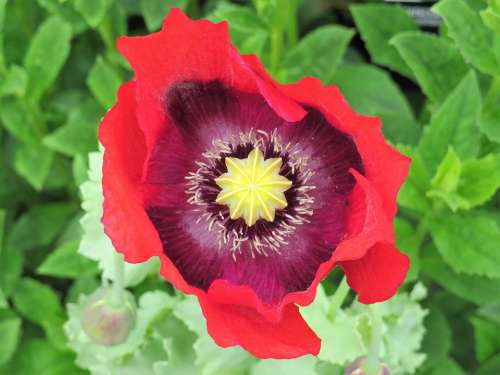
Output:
top-left (302, 286), bottom-right (364, 365)
top-left (79, 151), bottom-right (159, 287)
top-left (471, 317), bottom-right (500, 363)
top-left (37, 240), bottom-right (98, 279)
top-left (418, 71), bottom-right (481, 176)
top-left (43, 99), bottom-right (101, 157)
top-left (173, 297), bottom-right (254, 375)
top-left (458, 154), bottom-right (500, 207)
top-left (422, 251), bottom-right (500, 305)
top-left (74, 0), bottom-right (112, 28)
top-left (66, 290), bottom-right (175, 373)
top-left (427, 147), bottom-right (467, 211)
top-left (14, 141), bottom-right (54, 190)
top-left (281, 25), bottom-right (354, 83)
top-left (391, 32), bottom-right (468, 104)
top-left (251, 357), bottom-right (318, 375)
top-left (430, 211), bottom-right (500, 278)
top-left (86, 56), bottom-right (122, 108)
top-left (332, 63), bottom-right (420, 145)
top-left (0, 310), bottom-right (21, 366)
top-left (433, 0), bottom-right (500, 76)
top-left (140, 0), bottom-right (188, 31)
top-left (12, 278), bottom-right (63, 325)
top-left (351, 4), bottom-right (416, 78)
top-left (430, 147), bottom-right (462, 193)
top-left (24, 16), bottom-right (72, 103)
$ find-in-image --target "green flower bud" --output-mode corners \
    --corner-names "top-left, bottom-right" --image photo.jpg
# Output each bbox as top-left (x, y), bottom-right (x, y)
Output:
top-left (344, 357), bottom-right (390, 375)
top-left (82, 287), bottom-right (136, 346)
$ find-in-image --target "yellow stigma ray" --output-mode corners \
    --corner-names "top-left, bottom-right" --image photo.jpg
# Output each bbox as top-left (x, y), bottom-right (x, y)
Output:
top-left (214, 148), bottom-right (293, 226)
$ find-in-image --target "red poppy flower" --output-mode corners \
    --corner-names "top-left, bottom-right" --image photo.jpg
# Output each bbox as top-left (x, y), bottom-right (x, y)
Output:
top-left (99, 9), bottom-right (410, 359)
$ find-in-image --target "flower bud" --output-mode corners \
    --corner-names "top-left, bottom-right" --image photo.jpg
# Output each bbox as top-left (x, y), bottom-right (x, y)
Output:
top-left (344, 357), bottom-right (390, 375)
top-left (82, 287), bottom-right (136, 346)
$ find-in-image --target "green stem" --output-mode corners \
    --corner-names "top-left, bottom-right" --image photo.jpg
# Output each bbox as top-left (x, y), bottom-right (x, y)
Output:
top-left (363, 303), bottom-right (383, 375)
top-left (328, 276), bottom-right (350, 321)
top-left (110, 252), bottom-right (125, 306)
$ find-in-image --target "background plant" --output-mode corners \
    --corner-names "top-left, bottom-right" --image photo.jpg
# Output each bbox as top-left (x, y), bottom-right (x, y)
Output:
top-left (0, 0), bottom-right (499, 374)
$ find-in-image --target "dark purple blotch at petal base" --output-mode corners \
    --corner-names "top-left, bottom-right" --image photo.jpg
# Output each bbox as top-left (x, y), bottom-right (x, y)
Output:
top-left (144, 80), bottom-right (363, 304)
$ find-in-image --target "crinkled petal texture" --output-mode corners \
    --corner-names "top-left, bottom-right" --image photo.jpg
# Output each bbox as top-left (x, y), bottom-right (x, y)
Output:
top-left (99, 9), bottom-right (410, 359)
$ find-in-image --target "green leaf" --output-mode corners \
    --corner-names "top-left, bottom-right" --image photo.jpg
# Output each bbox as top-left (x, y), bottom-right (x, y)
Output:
top-left (332, 63), bottom-right (420, 145)
top-left (351, 4), bottom-right (417, 78)
top-left (396, 146), bottom-right (432, 214)
top-left (37, 0), bottom-right (87, 34)
top-left (66, 290), bottom-right (174, 373)
top-left (1, 339), bottom-right (86, 375)
top-left (427, 147), bottom-right (469, 211)
top-left (37, 240), bottom-right (98, 279)
top-left (391, 32), bottom-right (468, 104)
top-left (7, 203), bottom-right (76, 251)
top-left (0, 309), bottom-right (22, 366)
top-left (0, 209), bottom-right (5, 255)
top-left (0, 98), bottom-right (39, 144)
top-left (482, 4), bottom-right (500, 35)
top-left (422, 251), bottom-right (500, 305)
top-left (302, 286), bottom-right (364, 365)
top-left (23, 16), bottom-right (72, 103)
top-left (281, 25), bottom-right (354, 83)
top-left (430, 147), bottom-right (462, 193)
top-left (43, 99), bottom-right (101, 157)
top-left (419, 309), bottom-right (452, 371)
top-left (458, 154), bottom-right (500, 208)
top-left (173, 297), bottom-right (254, 375)
top-left (425, 358), bottom-right (466, 375)
top-left (471, 317), bottom-right (500, 363)
top-left (433, 0), bottom-right (500, 76)
top-left (14, 141), bottom-right (54, 190)
top-left (74, 0), bottom-right (112, 28)
top-left (79, 151), bottom-right (159, 287)
top-left (476, 353), bottom-right (500, 375)
top-left (0, 0), bottom-right (6, 71)
top-left (12, 278), bottom-right (63, 326)
top-left (395, 217), bottom-right (420, 281)
top-left (480, 100), bottom-right (500, 143)
top-left (430, 211), bottom-right (500, 278)
top-left (140, 0), bottom-right (188, 31)
top-left (418, 71), bottom-right (481, 176)
top-left (0, 65), bottom-right (28, 97)
top-left (86, 55), bottom-right (122, 108)
top-left (250, 357), bottom-right (318, 375)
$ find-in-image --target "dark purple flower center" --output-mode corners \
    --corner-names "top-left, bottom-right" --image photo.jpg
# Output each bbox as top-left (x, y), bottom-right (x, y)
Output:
top-left (145, 80), bottom-right (363, 304)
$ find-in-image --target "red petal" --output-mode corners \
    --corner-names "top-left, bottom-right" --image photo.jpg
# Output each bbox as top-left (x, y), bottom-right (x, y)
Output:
top-left (99, 81), bottom-right (161, 263)
top-left (340, 243), bottom-right (410, 303)
top-left (199, 295), bottom-right (320, 359)
top-left (238, 70), bottom-right (410, 219)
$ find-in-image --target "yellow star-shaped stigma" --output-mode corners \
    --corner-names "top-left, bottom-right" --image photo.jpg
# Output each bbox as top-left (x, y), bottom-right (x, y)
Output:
top-left (214, 148), bottom-right (293, 226)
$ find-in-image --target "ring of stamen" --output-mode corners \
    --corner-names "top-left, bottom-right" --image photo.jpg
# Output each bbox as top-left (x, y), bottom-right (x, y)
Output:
top-left (185, 129), bottom-right (315, 259)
